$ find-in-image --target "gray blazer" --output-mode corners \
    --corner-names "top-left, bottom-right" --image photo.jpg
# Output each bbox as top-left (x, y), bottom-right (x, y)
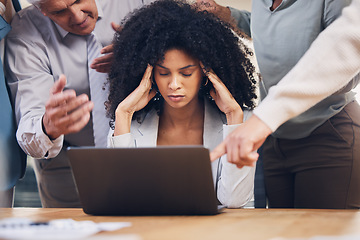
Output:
top-left (108, 100), bottom-right (255, 208)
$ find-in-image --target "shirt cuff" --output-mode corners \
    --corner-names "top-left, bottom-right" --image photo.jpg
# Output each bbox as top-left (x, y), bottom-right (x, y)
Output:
top-left (223, 123), bottom-right (241, 138)
top-left (109, 133), bottom-right (134, 148)
top-left (0, 3), bottom-right (5, 16)
top-left (36, 118), bottom-right (63, 159)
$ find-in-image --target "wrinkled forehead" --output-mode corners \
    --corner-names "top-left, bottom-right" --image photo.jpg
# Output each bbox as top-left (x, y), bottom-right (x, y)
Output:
top-left (39, 0), bottom-right (73, 12)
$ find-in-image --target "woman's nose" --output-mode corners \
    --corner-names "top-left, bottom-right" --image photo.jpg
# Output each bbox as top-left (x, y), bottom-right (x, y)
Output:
top-left (169, 75), bottom-right (180, 90)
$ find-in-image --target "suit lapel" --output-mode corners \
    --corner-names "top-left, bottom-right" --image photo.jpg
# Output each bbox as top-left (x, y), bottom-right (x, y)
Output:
top-left (134, 100), bottom-right (225, 149)
top-left (203, 100), bottom-right (226, 151)
top-left (135, 109), bottom-right (159, 147)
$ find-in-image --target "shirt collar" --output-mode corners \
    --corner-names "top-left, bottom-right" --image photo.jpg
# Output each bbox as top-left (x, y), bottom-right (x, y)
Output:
top-left (265, 0), bottom-right (297, 11)
top-left (55, 0), bottom-right (103, 39)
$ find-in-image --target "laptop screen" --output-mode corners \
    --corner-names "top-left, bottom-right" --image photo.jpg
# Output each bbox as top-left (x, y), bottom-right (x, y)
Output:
top-left (67, 146), bottom-right (220, 215)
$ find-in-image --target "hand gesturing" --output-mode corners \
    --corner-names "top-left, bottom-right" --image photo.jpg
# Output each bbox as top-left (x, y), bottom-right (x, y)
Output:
top-left (42, 75), bottom-right (94, 139)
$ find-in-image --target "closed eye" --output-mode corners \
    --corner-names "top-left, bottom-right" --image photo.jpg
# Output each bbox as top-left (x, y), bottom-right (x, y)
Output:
top-left (181, 73), bottom-right (192, 77)
top-left (52, 9), bottom-right (66, 15)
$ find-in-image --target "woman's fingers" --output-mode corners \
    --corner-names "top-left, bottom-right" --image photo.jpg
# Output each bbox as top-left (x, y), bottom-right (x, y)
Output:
top-left (117, 64), bottom-right (154, 114)
top-left (138, 64), bottom-right (154, 93)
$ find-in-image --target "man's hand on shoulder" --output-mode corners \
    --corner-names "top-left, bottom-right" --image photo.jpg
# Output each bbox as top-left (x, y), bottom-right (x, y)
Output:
top-left (90, 22), bottom-right (122, 73)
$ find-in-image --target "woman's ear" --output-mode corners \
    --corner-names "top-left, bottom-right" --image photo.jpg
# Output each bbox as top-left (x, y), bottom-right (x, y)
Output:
top-left (151, 74), bottom-right (158, 91)
top-left (202, 76), bottom-right (209, 86)
top-left (200, 61), bottom-right (208, 75)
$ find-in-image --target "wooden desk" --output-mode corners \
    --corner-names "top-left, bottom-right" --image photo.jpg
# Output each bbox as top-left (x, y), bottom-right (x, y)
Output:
top-left (1, 208), bottom-right (360, 240)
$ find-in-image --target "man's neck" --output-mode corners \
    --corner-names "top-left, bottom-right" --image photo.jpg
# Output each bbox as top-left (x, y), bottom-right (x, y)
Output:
top-left (271, 0), bottom-right (282, 11)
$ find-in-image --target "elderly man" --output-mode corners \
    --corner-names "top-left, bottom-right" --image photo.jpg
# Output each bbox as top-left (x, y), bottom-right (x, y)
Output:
top-left (5, 0), bottom-right (154, 208)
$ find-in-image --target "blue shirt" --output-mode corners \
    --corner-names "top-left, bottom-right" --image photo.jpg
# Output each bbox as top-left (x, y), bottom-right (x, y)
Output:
top-left (0, 15), bottom-right (25, 190)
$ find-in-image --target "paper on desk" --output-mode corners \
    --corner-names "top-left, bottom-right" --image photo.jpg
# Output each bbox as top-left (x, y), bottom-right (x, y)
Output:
top-left (0, 217), bottom-right (131, 239)
top-left (270, 235), bottom-right (360, 240)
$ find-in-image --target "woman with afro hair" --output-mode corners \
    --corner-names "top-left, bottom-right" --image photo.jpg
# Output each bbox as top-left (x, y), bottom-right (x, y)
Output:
top-left (106, 0), bottom-right (258, 208)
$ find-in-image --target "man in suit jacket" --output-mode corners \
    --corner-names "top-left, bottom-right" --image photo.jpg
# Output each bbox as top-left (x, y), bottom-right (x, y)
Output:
top-left (0, 0), bottom-right (26, 207)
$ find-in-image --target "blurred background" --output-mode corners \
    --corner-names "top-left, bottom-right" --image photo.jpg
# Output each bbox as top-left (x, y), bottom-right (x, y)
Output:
top-left (212, 0), bottom-right (251, 10)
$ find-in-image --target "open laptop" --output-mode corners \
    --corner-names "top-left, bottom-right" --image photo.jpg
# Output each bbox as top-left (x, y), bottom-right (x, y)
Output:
top-left (67, 146), bottom-right (221, 216)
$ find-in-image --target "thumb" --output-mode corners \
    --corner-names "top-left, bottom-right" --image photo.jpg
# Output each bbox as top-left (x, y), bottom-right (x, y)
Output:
top-left (210, 141), bottom-right (226, 162)
top-left (51, 74), bottom-right (67, 95)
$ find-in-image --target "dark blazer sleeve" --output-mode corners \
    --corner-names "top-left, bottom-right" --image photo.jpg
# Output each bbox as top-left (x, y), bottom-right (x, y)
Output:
top-left (0, 15), bottom-right (26, 191)
top-left (229, 7), bottom-right (251, 38)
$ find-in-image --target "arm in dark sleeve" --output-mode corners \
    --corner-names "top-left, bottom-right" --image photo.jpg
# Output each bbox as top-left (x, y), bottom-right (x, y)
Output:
top-left (228, 7), bottom-right (251, 38)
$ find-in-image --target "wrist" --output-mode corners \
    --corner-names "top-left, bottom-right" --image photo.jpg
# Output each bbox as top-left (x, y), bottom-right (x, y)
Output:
top-left (251, 114), bottom-right (273, 137)
top-left (42, 115), bottom-right (58, 140)
top-left (0, 2), bottom-right (5, 16)
top-left (225, 107), bottom-right (243, 125)
top-left (114, 110), bottom-right (133, 136)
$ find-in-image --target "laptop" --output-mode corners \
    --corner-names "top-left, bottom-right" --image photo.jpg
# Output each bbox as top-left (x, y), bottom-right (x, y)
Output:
top-left (67, 146), bottom-right (221, 216)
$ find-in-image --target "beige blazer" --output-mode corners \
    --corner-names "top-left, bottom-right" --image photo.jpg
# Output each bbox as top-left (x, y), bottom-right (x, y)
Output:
top-left (108, 100), bottom-right (255, 208)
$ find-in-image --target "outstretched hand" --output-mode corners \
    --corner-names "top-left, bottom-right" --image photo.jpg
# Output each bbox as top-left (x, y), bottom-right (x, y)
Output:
top-left (210, 115), bottom-right (272, 168)
top-left (42, 75), bottom-right (94, 140)
top-left (90, 22), bottom-right (122, 73)
top-left (201, 63), bottom-right (243, 125)
top-left (114, 65), bottom-right (157, 135)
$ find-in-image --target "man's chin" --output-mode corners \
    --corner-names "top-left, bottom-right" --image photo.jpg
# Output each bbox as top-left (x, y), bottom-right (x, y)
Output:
top-left (68, 19), bottom-right (96, 35)
top-left (72, 26), bottom-right (96, 36)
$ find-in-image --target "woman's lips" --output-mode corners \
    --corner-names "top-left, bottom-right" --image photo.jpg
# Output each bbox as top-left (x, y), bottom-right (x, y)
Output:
top-left (168, 95), bottom-right (184, 102)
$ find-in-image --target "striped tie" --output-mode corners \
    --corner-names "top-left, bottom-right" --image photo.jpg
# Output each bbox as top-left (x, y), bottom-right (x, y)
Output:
top-left (87, 32), bottom-right (109, 147)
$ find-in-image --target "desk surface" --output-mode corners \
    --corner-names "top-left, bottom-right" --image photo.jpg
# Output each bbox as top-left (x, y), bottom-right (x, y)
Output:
top-left (1, 208), bottom-right (360, 240)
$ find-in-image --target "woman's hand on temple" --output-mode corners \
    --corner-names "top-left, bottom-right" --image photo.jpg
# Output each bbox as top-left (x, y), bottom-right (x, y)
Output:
top-left (201, 64), bottom-right (243, 125)
top-left (114, 65), bottom-right (157, 135)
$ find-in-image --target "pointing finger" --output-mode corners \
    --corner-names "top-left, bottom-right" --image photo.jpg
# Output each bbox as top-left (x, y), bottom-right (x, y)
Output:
top-left (210, 141), bottom-right (227, 162)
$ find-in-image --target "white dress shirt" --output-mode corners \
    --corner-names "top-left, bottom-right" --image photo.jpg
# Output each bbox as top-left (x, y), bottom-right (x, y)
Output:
top-left (5, 0), bottom-right (155, 159)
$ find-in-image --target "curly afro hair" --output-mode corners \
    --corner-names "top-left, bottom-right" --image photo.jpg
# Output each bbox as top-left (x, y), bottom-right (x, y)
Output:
top-left (106, 0), bottom-right (257, 127)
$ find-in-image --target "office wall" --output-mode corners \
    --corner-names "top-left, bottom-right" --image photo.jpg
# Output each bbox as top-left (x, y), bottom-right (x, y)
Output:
top-left (217, 0), bottom-right (251, 10)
